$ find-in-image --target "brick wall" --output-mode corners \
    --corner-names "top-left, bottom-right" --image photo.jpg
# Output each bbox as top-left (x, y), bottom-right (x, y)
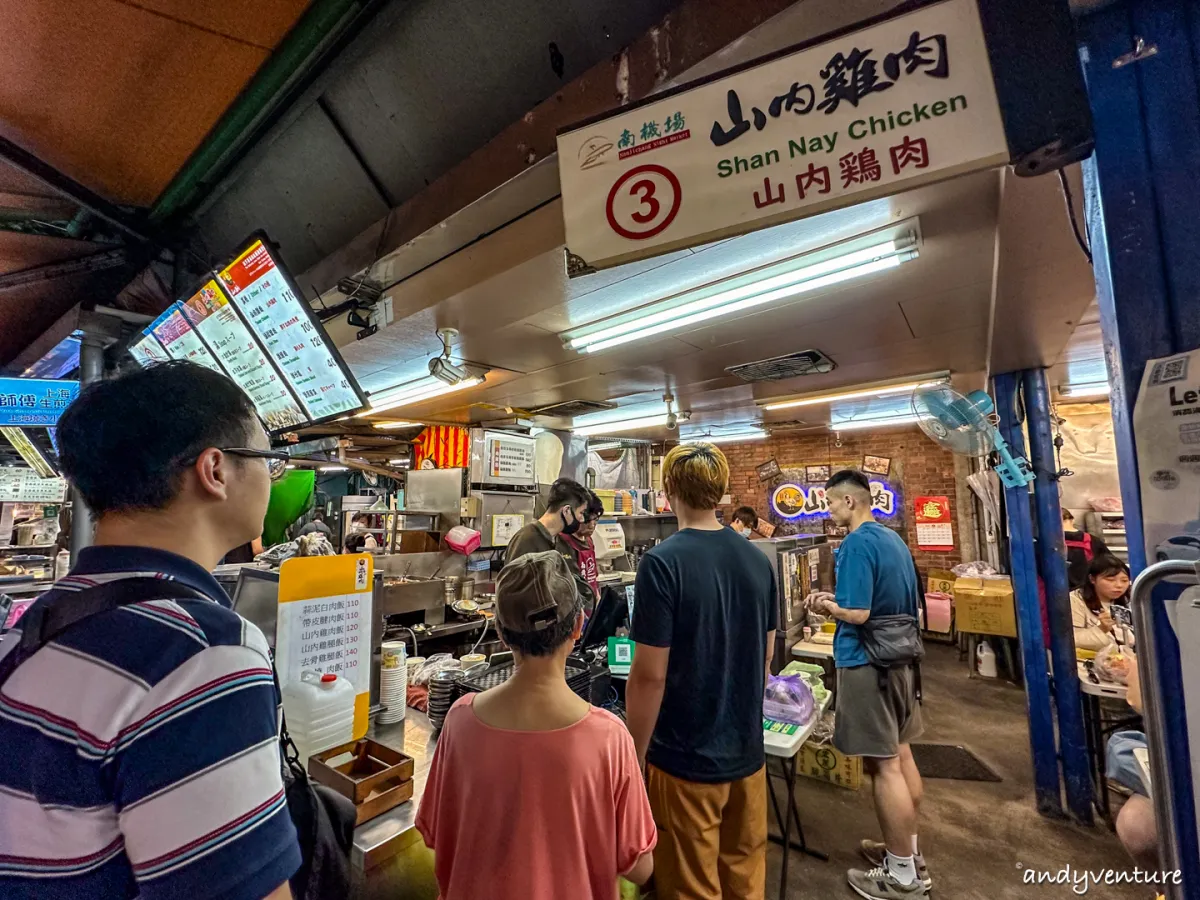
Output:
top-left (720, 427), bottom-right (965, 574)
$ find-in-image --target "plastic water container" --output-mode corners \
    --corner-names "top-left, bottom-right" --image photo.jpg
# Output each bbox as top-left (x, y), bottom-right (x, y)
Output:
top-left (282, 671), bottom-right (355, 764)
top-left (976, 640), bottom-right (998, 678)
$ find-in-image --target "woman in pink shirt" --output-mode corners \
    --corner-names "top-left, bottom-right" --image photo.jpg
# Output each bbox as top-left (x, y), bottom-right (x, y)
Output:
top-left (416, 551), bottom-right (656, 899)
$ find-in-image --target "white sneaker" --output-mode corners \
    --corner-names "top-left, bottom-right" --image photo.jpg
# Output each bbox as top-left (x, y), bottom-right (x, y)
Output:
top-left (847, 866), bottom-right (928, 899)
top-left (859, 840), bottom-right (932, 891)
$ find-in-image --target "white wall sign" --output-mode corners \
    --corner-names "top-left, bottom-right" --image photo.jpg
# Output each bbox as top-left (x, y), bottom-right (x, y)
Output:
top-left (557, 0), bottom-right (1008, 270)
top-left (1134, 349), bottom-right (1200, 564)
top-left (0, 470), bottom-right (68, 503)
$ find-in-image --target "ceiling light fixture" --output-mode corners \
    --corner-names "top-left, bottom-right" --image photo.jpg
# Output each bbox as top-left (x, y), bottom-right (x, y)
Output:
top-left (561, 226), bottom-right (920, 354)
top-left (761, 374), bottom-right (949, 411)
top-left (1058, 381), bottom-right (1110, 399)
top-left (829, 414), bottom-right (922, 432)
top-left (319, 465), bottom-right (349, 472)
top-left (684, 429), bottom-right (769, 444)
top-left (373, 420), bottom-right (423, 430)
top-left (574, 413), bottom-right (673, 437)
top-left (388, 458), bottom-right (411, 466)
top-left (357, 374), bottom-right (484, 417)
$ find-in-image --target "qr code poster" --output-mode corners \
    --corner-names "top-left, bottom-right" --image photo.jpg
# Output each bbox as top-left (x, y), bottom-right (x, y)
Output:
top-left (1149, 355), bottom-right (1189, 386)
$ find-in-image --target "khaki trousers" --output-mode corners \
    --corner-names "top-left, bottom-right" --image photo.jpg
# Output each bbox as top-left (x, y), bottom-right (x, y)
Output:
top-left (646, 764), bottom-right (767, 900)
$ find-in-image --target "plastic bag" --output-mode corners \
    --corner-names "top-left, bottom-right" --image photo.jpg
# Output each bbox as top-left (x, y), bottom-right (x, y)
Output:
top-left (411, 653), bottom-right (461, 686)
top-left (1095, 643), bottom-right (1131, 685)
top-left (951, 561), bottom-right (997, 577)
top-left (762, 674), bottom-right (815, 726)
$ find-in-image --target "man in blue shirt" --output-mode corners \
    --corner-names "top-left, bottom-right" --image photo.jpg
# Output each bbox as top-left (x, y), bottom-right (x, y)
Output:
top-left (807, 469), bottom-right (927, 900)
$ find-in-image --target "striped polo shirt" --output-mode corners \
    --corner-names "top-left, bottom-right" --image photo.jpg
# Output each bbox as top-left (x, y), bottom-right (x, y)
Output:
top-left (0, 546), bottom-right (300, 900)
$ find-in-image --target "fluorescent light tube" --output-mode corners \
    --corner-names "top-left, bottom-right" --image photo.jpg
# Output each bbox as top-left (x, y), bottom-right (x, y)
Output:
top-left (1059, 382), bottom-right (1110, 399)
top-left (763, 379), bottom-right (946, 411)
top-left (683, 431), bottom-right (768, 444)
top-left (563, 236), bottom-right (917, 353)
top-left (574, 414), bottom-right (669, 437)
top-left (373, 421), bottom-right (422, 430)
top-left (829, 414), bottom-right (921, 431)
top-left (357, 376), bottom-right (483, 416)
top-left (319, 465), bottom-right (349, 472)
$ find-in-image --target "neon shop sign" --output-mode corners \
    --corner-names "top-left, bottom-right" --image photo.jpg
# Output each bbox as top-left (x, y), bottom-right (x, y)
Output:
top-left (771, 480), bottom-right (896, 520)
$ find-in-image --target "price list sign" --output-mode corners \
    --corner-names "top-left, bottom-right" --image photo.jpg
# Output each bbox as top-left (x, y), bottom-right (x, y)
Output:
top-left (485, 432), bottom-right (536, 484)
top-left (0, 470), bottom-right (67, 503)
top-left (276, 554), bottom-right (374, 740)
top-left (147, 303), bottom-right (224, 373)
top-left (179, 280), bottom-right (307, 432)
top-left (129, 334), bottom-right (170, 368)
top-left (217, 239), bottom-right (363, 423)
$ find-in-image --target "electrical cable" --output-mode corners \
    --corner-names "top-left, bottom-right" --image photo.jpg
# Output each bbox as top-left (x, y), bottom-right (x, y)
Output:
top-left (1058, 168), bottom-right (1092, 265)
top-left (470, 615), bottom-right (491, 654)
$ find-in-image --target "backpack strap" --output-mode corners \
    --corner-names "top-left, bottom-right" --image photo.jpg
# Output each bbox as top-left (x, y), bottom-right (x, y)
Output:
top-left (0, 578), bottom-right (208, 690)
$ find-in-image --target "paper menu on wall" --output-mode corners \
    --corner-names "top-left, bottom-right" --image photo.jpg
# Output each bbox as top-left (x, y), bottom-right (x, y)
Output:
top-left (148, 303), bottom-right (224, 373)
top-left (217, 240), bottom-right (361, 423)
top-left (179, 280), bottom-right (307, 431)
top-left (129, 334), bottom-right (170, 367)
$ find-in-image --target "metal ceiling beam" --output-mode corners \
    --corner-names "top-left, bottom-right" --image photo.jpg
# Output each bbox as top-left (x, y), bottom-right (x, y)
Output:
top-left (299, 0), bottom-right (803, 293)
top-left (149, 0), bottom-right (389, 226)
top-left (0, 249), bottom-right (128, 291)
top-left (0, 135), bottom-right (152, 244)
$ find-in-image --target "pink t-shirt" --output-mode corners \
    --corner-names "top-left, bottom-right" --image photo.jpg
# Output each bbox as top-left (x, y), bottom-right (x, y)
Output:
top-left (415, 693), bottom-right (656, 900)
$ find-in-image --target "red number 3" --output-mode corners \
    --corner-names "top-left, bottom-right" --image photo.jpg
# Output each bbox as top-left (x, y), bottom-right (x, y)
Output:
top-left (629, 179), bottom-right (660, 224)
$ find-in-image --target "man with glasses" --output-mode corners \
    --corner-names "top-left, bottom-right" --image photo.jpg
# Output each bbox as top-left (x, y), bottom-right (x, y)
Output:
top-left (0, 361), bottom-right (300, 900)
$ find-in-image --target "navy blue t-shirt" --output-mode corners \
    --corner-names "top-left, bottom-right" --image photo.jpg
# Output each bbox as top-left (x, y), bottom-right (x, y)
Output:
top-left (832, 521), bottom-right (920, 667)
top-left (630, 527), bottom-right (777, 783)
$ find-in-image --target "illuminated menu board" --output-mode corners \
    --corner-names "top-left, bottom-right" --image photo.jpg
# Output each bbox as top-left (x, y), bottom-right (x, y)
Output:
top-left (217, 239), bottom-right (363, 423)
top-left (179, 280), bottom-right (307, 432)
top-left (129, 334), bottom-right (170, 367)
top-left (147, 304), bottom-right (224, 373)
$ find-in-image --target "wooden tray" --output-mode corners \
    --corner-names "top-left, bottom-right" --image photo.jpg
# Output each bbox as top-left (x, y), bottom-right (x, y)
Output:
top-left (353, 774), bottom-right (414, 826)
top-left (308, 738), bottom-right (415, 805)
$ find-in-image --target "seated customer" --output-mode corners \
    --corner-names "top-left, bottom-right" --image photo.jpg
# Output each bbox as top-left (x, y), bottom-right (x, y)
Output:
top-left (1106, 653), bottom-right (1157, 868)
top-left (416, 551), bottom-right (655, 899)
top-left (1071, 555), bottom-right (1131, 651)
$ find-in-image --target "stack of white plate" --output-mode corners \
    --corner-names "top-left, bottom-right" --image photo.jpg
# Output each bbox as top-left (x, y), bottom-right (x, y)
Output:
top-left (378, 641), bottom-right (407, 724)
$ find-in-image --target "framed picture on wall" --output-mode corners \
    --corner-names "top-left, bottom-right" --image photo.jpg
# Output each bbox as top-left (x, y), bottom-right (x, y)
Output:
top-left (805, 464), bottom-right (830, 484)
top-left (863, 455), bottom-right (892, 476)
top-left (756, 458), bottom-right (782, 482)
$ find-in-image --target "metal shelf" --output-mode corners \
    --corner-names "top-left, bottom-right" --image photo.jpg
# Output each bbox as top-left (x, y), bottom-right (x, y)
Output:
top-left (0, 542), bottom-right (55, 550)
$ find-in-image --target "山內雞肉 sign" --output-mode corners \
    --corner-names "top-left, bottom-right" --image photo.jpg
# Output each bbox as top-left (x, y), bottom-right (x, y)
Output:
top-left (556, 0), bottom-right (1008, 271)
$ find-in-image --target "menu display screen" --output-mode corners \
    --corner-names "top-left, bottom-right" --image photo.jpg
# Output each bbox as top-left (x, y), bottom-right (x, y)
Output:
top-left (217, 239), bottom-right (363, 422)
top-left (179, 280), bottom-right (307, 432)
top-left (147, 304), bottom-right (224, 373)
top-left (129, 334), bottom-right (170, 367)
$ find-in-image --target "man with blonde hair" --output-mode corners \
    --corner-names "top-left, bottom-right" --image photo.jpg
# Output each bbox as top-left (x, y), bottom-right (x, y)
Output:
top-left (627, 442), bottom-right (777, 899)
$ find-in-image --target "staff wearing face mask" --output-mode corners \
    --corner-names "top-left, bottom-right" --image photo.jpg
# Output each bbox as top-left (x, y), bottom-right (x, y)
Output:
top-left (506, 477), bottom-right (592, 566)
top-left (557, 491), bottom-right (605, 608)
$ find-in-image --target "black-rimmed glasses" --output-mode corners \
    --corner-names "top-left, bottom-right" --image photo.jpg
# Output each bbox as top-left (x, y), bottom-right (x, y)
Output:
top-left (183, 447), bottom-right (293, 481)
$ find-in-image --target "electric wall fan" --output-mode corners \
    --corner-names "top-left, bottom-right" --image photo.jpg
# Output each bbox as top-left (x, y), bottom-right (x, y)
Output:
top-left (911, 384), bottom-right (1035, 488)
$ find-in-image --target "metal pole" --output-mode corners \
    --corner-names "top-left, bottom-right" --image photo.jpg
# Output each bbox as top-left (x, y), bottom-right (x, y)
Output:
top-left (1022, 368), bottom-right (1094, 825)
top-left (68, 335), bottom-right (105, 561)
top-left (993, 372), bottom-right (1063, 817)
top-left (1130, 559), bottom-right (1196, 900)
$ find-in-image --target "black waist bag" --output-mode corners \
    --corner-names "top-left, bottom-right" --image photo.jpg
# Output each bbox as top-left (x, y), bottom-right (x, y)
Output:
top-left (0, 577), bottom-right (356, 900)
top-left (861, 612), bottom-right (924, 699)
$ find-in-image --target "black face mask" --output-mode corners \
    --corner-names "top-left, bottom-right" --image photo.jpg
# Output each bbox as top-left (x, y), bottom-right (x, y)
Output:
top-left (560, 507), bottom-right (581, 536)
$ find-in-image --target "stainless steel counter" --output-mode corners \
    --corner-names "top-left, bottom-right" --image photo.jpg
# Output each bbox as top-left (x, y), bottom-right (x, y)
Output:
top-left (352, 710), bottom-right (438, 872)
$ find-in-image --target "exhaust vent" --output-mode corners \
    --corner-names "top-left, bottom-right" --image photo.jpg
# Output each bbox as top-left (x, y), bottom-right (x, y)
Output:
top-left (529, 399), bottom-right (617, 418)
top-left (726, 350), bottom-right (835, 383)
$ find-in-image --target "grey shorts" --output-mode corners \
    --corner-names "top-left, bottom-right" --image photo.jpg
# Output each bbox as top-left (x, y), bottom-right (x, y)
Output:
top-left (833, 664), bottom-right (924, 758)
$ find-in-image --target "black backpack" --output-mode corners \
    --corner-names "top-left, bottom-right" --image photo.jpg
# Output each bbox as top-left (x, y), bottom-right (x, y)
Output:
top-left (0, 577), bottom-right (356, 900)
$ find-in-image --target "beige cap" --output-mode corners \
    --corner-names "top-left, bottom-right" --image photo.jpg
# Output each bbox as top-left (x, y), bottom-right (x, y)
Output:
top-left (496, 550), bottom-right (578, 633)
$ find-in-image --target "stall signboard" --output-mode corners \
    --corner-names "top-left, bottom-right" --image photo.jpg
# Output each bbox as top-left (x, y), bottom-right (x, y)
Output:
top-left (0, 377), bottom-right (78, 427)
top-left (771, 479), bottom-right (897, 520)
top-left (914, 494), bottom-right (954, 550)
top-left (217, 238), bottom-right (364, 424)
top-left (0, 469), bottom-right (67, 503)
top-left (482, 431), bottom-right (537, 486)
top-left (556, 0), bottom-right (1008, 270)
top-left (275, 554), bottom-right (374, 740)
top-left (147, 303), bottom-right (224, 373)
top-left (179, 280), bottom-right (308, 432)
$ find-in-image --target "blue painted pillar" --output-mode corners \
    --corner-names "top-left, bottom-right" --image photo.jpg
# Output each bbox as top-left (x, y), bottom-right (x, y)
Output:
top-left (1078, 3), bottom-right (1200, 892)
top-left (1022, 368), bottom-right (1094, 825)
top-left (993, 372), bottom-right (1063, 818)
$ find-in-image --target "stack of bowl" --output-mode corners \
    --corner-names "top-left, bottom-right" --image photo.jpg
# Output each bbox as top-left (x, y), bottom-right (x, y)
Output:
top-left (428, 670), bottom-right (459, 731)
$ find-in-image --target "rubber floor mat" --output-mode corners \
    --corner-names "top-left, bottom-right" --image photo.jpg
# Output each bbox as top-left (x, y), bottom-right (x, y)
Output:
top-left (911, 743), bottom-right (1001, 781)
